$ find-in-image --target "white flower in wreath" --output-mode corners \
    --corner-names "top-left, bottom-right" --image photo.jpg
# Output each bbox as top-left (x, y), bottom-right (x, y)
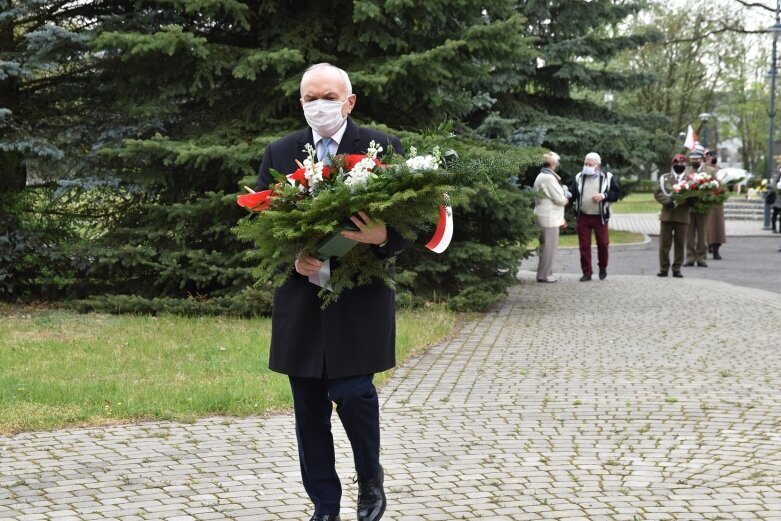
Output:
top-left (303, 157), bottom-right (326, 193)
top-left (405, 145), bottom-right (442, 171)
top-left (344, 157), bottom-right (379, 189)
top-left (366, 140), bottom-right (384, 159)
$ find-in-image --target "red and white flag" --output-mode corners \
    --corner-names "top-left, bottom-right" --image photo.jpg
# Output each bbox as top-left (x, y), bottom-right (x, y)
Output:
top-left (425, 194), bottom-right (453, 254)
top-left (683, 124), bottom-right (697, 150)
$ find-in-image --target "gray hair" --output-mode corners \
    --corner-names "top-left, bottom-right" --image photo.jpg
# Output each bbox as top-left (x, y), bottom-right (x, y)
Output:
top-left (542, 152), bottom-right (560, 167)
top-left (584, 152), bottom-right (601, 165)
top-left (300, 63), bottom-right (353, 96)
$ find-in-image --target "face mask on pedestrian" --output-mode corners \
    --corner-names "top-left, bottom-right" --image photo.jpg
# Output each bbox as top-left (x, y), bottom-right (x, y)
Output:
top-left (709, 157), bottom-right (717, 165)
top-left (303, 98), bottom-right (348, 137)
top-left (582, 165), bottom-right (597, 176)
top-left (691, 161), bottom-right (701, 169)
top-left (673, 164), bottom-right (686, 174)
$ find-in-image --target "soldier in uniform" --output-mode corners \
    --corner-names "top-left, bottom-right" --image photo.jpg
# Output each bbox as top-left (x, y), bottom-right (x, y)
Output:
top-left (704, 149), bottom-right (726, 259)
top-left (654, 154), bottom-right (691, 277)
top-left (684, 147), bottom-right (709, 267)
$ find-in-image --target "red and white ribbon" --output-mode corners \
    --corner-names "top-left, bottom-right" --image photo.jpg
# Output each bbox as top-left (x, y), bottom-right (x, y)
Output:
top-left (425, 194), bottom-right (453, 254)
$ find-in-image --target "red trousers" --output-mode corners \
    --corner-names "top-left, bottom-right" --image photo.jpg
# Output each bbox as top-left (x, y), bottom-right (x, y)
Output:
top-left (577, 214), bottom-right (609, 276)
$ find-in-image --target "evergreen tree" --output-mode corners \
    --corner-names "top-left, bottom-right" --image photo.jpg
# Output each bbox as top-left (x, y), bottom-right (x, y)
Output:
top-left (0, 0), bottom-right (99, 298)
top-left (1, 0), bottom-right (676, 311)
top-left (475, 0), bottom-right (669, 183)
top-left (67, 0), bottom-right (540, 312)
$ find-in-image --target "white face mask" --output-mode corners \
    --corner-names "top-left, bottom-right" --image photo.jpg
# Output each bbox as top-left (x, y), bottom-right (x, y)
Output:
top-left (303, 99), bottom-right (348, 137)
top-left (582, 165), bottom-right (597, 176)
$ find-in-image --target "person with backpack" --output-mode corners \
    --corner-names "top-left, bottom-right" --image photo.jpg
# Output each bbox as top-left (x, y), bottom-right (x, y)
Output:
top-left (568, 152), bottom-right (621, 281)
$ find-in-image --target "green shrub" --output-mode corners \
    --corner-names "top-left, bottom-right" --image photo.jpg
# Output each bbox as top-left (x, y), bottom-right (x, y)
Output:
top-left (630, 179), bottom-right (658, 193)
top-left (394, 138), bottom-right (542, 312)
top-left (66, 288), bottom-right (272, 317)
top-left (0, 190), bottom-right (79, 300)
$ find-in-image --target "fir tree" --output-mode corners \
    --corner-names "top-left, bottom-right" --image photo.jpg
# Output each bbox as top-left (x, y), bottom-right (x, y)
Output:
top-left (72, 0), bottom-right (540, 312)
top-left (478, 0), bottom-right (668, 183)
top-left (0, 0), bottom-right (98, 298)
top-left (7, 1), bottom-right (654, 311)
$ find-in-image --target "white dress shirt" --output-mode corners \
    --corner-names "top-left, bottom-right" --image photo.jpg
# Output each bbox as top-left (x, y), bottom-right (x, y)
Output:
top-left (311, 120), bottom-right (348, 161)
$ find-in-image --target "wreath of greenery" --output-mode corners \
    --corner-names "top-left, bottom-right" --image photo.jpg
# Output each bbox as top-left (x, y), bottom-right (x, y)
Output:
top-left (234, 144), bottom-right (462, 306)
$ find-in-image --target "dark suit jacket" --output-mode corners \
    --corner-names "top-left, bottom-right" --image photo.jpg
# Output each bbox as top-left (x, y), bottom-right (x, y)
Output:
top-left (256, 118), bottom-right (406, 378)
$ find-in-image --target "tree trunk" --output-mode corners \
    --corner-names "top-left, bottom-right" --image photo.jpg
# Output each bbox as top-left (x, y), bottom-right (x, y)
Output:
top-left (0, 2), bottom-right (26, 193)
top-left (0, 152), bottom-right (27, 192)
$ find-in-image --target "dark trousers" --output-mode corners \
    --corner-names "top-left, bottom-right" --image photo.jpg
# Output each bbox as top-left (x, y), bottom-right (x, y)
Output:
top-left (576, 214), bottom-right (609, 276)
top-left (289, 374), bottom-right (380, 515)
top-left (659, 221), bottom-right (687, 272)
top-left (686, 210), bottom-right (709, 263)
top-left (773, 207), bottom-right (781, 232)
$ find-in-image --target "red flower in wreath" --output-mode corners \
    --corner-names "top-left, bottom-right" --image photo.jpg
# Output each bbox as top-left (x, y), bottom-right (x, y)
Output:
top-left (237, 190), bottom-right (274, 212)
top-left (287, 164), bottom-right (333, 188)
top-left (342, 154), bottom-right (382, 171)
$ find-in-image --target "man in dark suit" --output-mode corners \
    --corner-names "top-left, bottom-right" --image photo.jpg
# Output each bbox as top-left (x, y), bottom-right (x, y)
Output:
top-left (255, 63), bottom-right (405, 521)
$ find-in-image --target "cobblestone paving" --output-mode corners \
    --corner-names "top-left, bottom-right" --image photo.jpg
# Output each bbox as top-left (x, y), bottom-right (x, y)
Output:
top-left (610, 213), bottom-right (776, 237)
top-left (2, 274), bottom-right (780, 520)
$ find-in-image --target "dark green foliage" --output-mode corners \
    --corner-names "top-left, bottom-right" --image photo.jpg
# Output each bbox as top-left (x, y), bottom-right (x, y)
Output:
top-left (64, 1), bottom-right (542, 313)
top-left (77, 192), bottom-right (254, 299)
top-left (0, 191), bottom-right (79, 299)
top-left (67, 288), bottom-right (272, 317)
top-left (626, 179), bottom-right (657, 193)
top-left (235, 148), bottom-right (458, 307)
top-left (395, 142), bottom-right (543, 312)
top-left (479, 1), bottom-right (667, 185)
top-left (0, 1), bottom-right (95, 300)
top-left (2, 0), bottom-right (665, 313)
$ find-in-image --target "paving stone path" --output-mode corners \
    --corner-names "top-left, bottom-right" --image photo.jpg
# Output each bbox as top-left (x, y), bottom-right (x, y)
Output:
top-left (610, 213), bottom-right (776, 238)
top-left (610, 213), bottom-right (777, 237)
top-left (1, 219), bottom-right (780, 520)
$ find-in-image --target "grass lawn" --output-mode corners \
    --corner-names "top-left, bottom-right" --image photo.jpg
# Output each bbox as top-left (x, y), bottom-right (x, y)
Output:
top-left (612, 191), bottom-right (745, 214)
top-left (559, 229), bottom-right (644, 247)
top-left (526, 229), bottom-right (645, 250)
top-left (0, 306), bottom-right (457, 434)
top-left (612, 193), bottom-right (659, 214)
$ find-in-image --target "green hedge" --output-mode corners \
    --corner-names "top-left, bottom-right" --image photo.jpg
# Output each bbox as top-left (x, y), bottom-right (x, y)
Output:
top-left (67, 288), bottom-right (273, 317)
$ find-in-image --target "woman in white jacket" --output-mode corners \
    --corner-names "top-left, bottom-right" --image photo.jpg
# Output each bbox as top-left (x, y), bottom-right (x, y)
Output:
top-left (533, 152), bottom-right (570, 282)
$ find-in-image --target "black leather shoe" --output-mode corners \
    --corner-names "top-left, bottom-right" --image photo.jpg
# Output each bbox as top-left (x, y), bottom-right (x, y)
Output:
top-left (672, 271), bottom-right (683, 278)
top-left (599, 270), bottom-right (607, 280)
top-left (657, 270), bottom-right (668, 277)
top-left (697, 261), bottom-right (708, 267)
top-left (579, 274), bottom-right (591, 282)
top-left (713, 252), bottom-right (722, 260)
top-left (357, 467), bottom-right (386, 521)
top-left (683, 262), bottom-right (694, 267)
top-left (310, 515), bottom-right (341, 521)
